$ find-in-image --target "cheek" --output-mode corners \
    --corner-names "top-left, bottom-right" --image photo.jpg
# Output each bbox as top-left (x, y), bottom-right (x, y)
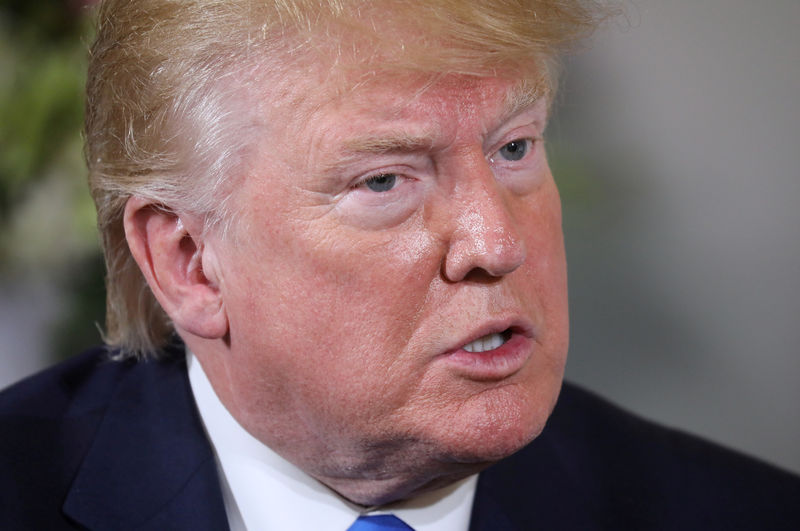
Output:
top-left (527, 179), bottom-right (566, 277)
top-left (226, 215), bottom-right (444, 379)
top-left (229, 224), bottom-right (448, 440)
top-left (516, 182), bottom-right (569, 353)
top-left (306, 226), bottom-right (441, 336)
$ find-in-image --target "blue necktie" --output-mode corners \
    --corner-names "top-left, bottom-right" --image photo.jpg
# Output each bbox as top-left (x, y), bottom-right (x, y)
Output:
top-left (347, 514), bottom-right (415, 530)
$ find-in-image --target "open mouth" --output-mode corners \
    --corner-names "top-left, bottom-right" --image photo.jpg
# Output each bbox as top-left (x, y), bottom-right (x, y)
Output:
top-left (444, 324), bottom-right (532, 380)
top-left (461, 329), bottom-right (513, 353)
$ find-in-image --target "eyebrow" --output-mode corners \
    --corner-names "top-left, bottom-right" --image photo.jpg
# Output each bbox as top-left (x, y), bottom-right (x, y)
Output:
top-left (324, 80), bottom-right (546, 174)
top-left (341, 132), bottom-right (437, 156)
top-left (317, 132), bottom-right (437, 182)
top-left (500, 79), bottom-right (547, 124)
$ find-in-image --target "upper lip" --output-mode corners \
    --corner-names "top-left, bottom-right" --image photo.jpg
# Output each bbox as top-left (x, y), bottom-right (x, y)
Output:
top-left (444, 316), bottom-right (535, 355)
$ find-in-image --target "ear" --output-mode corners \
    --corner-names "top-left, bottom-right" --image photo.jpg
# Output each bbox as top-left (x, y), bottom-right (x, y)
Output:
top-left (123, 196), bottom-right (228, 340)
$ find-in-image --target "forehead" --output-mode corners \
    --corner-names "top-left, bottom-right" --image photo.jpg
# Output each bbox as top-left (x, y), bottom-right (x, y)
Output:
top-left (258, 68), bottom-right (547, 142)
top-left (234, 8), bottom-right (553, 148)
top-left (233, 70), bottom-right (550, 208)
top-left (345, 74), bottom-right (542, 117)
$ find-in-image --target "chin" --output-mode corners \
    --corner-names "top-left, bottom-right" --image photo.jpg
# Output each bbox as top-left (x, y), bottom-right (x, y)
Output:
top-left (434, 383), bottom-right (558, 465)
top-left (447, 421), bottom-right (544, 465)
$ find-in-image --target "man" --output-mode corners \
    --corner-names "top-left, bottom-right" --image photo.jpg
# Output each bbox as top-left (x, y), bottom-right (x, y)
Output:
top-left (2, 0), bottom-right (799, 529)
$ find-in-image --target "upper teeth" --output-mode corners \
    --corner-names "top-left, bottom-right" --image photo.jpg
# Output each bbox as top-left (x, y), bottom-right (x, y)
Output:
top-left (462, 332), bottom-right (506, 353)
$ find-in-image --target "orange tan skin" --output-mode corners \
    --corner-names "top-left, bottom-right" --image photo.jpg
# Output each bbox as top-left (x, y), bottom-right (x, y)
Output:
top-left (124, 71), bottom-right (569, 506)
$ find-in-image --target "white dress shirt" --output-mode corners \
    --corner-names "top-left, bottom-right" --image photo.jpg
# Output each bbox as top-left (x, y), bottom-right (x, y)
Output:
top-left (188, 353), bottom-right (477, 531)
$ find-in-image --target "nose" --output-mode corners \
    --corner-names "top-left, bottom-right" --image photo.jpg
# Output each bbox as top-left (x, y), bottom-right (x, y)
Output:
top-left (441, 170), bottom-right (527, 282)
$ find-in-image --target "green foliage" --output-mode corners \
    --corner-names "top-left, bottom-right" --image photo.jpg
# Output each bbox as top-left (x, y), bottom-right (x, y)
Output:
top-left (0, 44), bottom-right (85, 213)
top-left (0, 2), bottom-right (104, 359)
top-left (0, 2), bottom-right (96, 267)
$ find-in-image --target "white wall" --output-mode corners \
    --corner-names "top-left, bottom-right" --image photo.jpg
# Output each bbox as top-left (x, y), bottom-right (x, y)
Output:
top-left (557, 0), bottom-right (800, 473)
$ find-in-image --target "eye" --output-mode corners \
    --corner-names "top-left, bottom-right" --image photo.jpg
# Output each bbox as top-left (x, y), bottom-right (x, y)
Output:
top-left (362, 173), bottom-right (397, 192)
top-left (340, 170), bottom-right (424, 229)
top-left (496, 139), bottom-right (531, 161)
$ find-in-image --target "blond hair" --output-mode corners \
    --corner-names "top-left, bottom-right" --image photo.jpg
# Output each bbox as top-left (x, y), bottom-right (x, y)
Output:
top-left (86, 0), bottom-right (609, 357)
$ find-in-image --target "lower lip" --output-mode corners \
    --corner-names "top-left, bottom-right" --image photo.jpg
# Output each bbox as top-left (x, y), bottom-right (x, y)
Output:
top-left (440, 333), bottom-right (532, 381)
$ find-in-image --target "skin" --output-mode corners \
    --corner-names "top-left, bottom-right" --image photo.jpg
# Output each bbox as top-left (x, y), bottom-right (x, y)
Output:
top-left (126, 69), bottom-right (569, 506)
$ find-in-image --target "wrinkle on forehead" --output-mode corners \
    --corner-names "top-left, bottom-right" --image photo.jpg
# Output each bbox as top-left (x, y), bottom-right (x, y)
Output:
top-left (338, 75), bottom-right (547, 147)
top-left (249, 70), bottom-right (550, 190)
top-left (244, 30), bottom-right (552, 138)
top-left (351, 72), bottom-right (548, 116)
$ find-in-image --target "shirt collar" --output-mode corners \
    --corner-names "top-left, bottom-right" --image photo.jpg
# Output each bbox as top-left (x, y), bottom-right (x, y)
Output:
top-left (187, 352), bottom-right (477, 531)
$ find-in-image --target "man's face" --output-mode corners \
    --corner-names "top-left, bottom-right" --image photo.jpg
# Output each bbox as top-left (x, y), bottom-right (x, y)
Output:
top-left (200, 71), bottom-right (568, 503)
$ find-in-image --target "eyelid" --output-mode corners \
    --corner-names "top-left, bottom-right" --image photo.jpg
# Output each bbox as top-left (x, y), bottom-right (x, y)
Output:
top-left (488, 136), bottom-right (541, 163)
top-left (347, 157), bottom-right (428, 190)
top-left (351, 173), bottom-right (399, 195)
top-left (336, 166), bottom-right (426, 229)
top-left (486, 104), bottom-right (545, 143)
top-left (353, 171), bottom-right (395, 186)
top-left (350, 172), bottom-right (401, 196)
top-left (486, 114), bottom-right (543, 151)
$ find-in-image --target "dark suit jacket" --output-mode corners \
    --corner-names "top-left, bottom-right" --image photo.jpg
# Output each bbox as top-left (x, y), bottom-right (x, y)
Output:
top-left (2, 346), bottom-right (799, 530)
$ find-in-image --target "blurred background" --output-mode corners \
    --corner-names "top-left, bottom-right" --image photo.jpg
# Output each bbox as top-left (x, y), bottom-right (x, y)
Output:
top-left (1, 0), bottom-right (798, 475)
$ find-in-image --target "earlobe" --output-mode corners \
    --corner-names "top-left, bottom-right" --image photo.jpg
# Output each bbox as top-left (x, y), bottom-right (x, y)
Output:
top-left (123, 197), bottom-right (228, 340)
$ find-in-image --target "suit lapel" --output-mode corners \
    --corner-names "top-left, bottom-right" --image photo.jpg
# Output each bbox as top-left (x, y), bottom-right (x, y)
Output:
top-left (62, 355), bottom-right (229, 530)
top-left (468, 486), bottom-right (517, 531)
top-left (471, 435), bottom-right (596, 530)
top-left (469, 386), bottom-right (604, 530)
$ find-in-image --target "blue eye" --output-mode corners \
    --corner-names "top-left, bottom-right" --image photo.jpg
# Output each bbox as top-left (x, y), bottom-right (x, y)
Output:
top-left (497, 139), bottom-right (529, 161)
top-left (364, 173), bottom-right (397, 192)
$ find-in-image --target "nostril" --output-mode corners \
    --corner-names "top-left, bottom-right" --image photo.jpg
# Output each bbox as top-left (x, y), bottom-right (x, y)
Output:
top-left (459, 266), bottom-right (504, 284)
top-left (441, 184), bottom-right (527, 282)
top-left (441, 230), bottom-right (526, 282)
